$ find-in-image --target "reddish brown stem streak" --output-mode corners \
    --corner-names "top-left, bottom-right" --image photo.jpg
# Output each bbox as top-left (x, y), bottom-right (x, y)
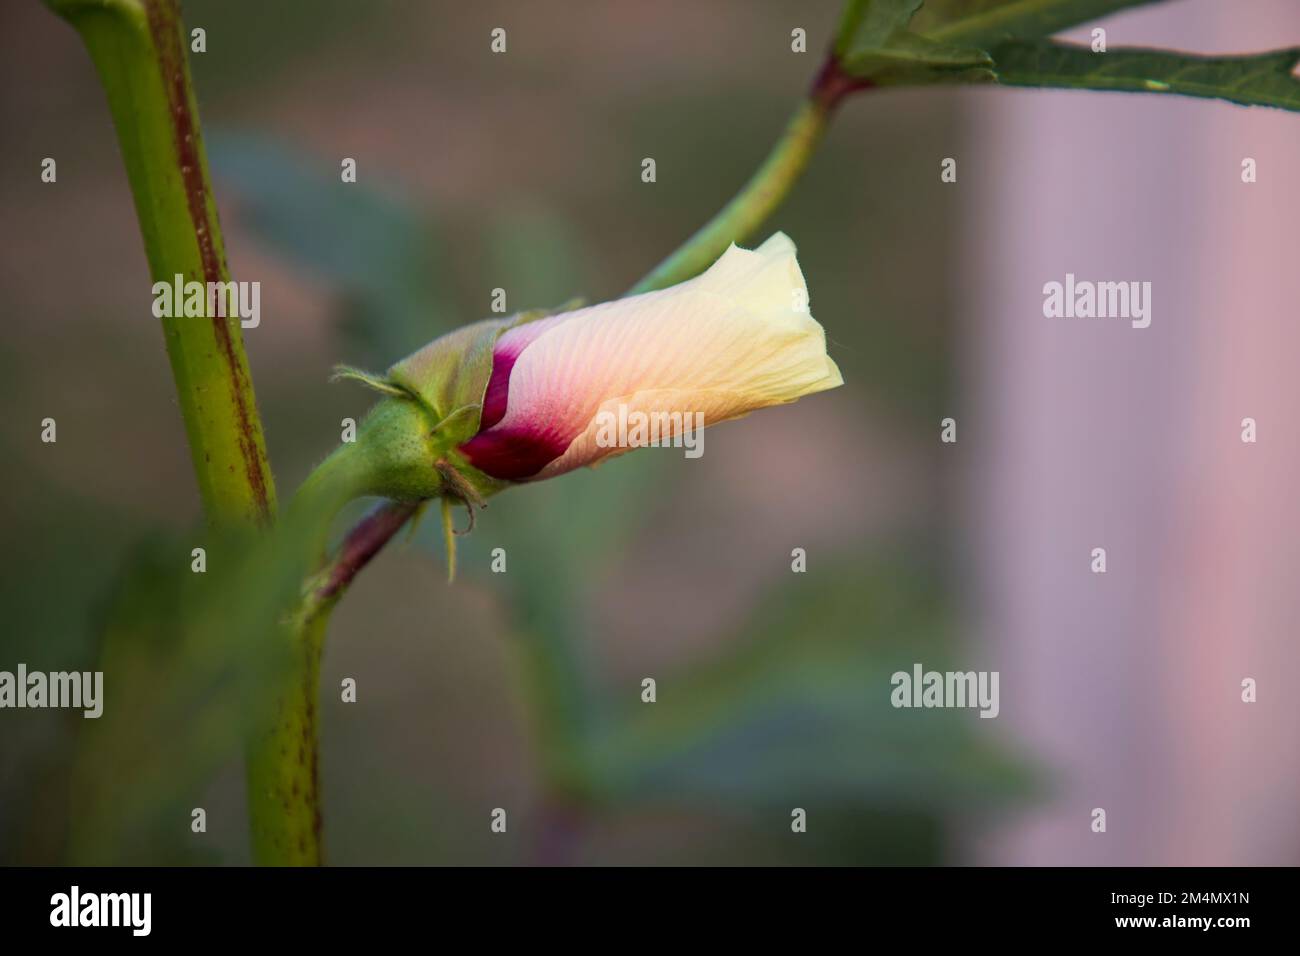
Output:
top-left (144, 0), bottom-right (273, 524)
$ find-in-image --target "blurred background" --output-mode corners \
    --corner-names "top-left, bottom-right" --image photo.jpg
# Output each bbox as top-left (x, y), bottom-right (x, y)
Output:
top-left (0, 0), bottom-right (1295, 865)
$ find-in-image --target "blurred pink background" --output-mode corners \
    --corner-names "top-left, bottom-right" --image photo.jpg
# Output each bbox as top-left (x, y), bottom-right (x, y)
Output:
top-left (962, 0), bottom-right (1300, 864)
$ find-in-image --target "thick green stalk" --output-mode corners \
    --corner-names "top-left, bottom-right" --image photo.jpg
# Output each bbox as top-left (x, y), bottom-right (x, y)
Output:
top-left (46, 0), bottom-right (320, 865)
top-left (49, 0), bottom-right (275, 525)
top-left (244, 614), bottom-right (325, 866)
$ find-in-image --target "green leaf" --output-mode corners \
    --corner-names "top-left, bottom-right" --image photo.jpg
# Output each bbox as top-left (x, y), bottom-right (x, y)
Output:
top-left (834, 0), bottom-right (920, 56)
top-left (386, 317), bottom-right (511, 438)
top-left (991, 40), bottom-right (1300, 111)
top-left (836, 0), bottom-right (994, 85)
top-left (918, 1), bottom-right (1170, 48)
top-left (844, 31), bottom-right (996, 85)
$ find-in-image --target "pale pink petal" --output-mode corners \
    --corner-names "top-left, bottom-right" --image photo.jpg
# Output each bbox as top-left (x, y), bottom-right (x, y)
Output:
top-left (461, 232), bottom-right (842, 480)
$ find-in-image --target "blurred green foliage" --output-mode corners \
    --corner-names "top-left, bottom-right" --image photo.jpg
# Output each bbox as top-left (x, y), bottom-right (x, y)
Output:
top-left (585, 553), bottom-right (1035, 812)
top-left (69, 526), bottom-right (311, 864)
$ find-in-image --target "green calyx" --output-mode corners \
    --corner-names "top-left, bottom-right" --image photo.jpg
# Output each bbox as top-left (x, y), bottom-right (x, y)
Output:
top-left (339, 396), bottom-right (504, 503)
top-left (386, 316), bottom-right (510, 441)
top-left (292, 301), bottom-right (583, 557)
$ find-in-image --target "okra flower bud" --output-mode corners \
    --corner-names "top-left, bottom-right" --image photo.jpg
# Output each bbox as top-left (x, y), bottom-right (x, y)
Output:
top-left (297, 232), bottom-right (842, 537)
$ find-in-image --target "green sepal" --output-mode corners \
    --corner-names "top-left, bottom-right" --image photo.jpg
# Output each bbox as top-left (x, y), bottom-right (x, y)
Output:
top-left (330, 365), bottom-right (411, 398)
top-left (440, 497), bottom-right (457, 583)
top-left (303, 299), bottom-right (586, 532)
top-left (386, 316), bottom-right (512, 446)
top-left (382, 298), bottom-right (586, 449)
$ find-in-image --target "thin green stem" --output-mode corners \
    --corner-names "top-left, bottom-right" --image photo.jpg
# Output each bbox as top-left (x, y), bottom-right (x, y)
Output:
top-left (627, 99), bottom-right (832, 295)
top-left (629, 86), bottom-right (852, 295)
top-left (295, 500), bottom-right (423, 629)
top-left (627, 55), bottom-right (865, 295)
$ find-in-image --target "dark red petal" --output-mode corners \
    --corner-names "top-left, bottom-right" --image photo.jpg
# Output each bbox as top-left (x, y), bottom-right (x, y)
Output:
top-left (466, 314), bottom-right (581, 480)
top-left (476, 346), bottom-right (518, 432)
top-left (460, 425), bottom-right (571, 481)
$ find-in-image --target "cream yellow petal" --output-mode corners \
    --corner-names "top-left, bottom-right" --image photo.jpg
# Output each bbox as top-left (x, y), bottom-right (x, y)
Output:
top-left (480, 232), bottom-right (842, 478)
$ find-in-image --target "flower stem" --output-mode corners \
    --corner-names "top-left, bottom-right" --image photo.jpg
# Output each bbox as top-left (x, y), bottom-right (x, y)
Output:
top-left (627, 54), bottom-right (866, 296)
top-left (295, 501), bottom-right (422, 628)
